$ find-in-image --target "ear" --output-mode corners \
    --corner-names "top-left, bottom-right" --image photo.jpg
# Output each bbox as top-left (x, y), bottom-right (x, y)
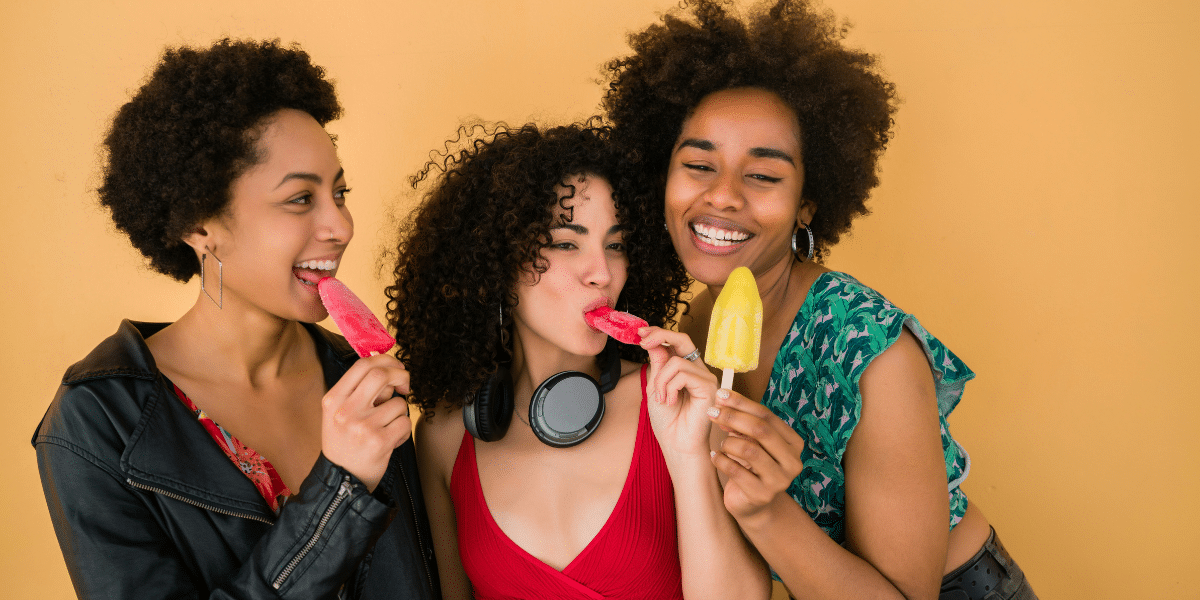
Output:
top-left (182, 218), bottom-right (222, 257)
top-left (797, 198), bottom-right (817, 227)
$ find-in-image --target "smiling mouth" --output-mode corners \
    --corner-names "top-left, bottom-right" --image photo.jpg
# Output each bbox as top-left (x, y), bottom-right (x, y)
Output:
top-left (293, 259), bottom-right (338, 286)
top-left (691, 222), bottom-right (752, 247)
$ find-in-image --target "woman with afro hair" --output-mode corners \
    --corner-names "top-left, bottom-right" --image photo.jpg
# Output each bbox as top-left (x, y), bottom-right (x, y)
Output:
top-left (388, 121), bottom-right (770, 600)
top-left (32, 40), bottom-right (439, 599)
top-left (603, 1), bottom-right (1036, 599)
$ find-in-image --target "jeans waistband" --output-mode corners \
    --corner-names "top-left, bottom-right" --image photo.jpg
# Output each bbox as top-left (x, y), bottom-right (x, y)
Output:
top-left (939, 527), bottom-right (1022, 600)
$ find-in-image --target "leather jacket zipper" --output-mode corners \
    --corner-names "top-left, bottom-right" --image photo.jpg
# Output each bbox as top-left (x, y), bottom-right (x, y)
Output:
top-left (273, 476), bottom-right (352, 590)
top-left (396, 458), bottom-right (435, 594)
top-left (126, 478), bottom-right (274, 524)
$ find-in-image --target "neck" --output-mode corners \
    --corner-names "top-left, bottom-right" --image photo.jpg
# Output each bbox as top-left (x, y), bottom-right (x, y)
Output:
top-left (170, 294), bottom-right (308, 387)
top-left (507, 332), bottom-right (600, 413)
top-left (704, 257), bottom-right (806, 326)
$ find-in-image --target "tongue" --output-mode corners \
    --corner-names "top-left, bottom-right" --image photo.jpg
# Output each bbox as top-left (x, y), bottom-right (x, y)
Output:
top-left (293, 267), bottom-right (325, 285)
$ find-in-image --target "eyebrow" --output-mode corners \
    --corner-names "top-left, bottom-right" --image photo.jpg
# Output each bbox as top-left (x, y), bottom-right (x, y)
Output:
top-left (749, 147), bottom-right (796, 165)
top-left (550, 223), bottom-right (625, 235)
top-left (676, 138), bottom-right (715, 152)
top-left (275, 167), bottom-right (345, 190)
top-left (677, 138), bottom-right (796, 166)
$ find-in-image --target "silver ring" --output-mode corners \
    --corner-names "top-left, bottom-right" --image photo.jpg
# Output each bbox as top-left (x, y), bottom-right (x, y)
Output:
top-left (682, 348), bottom-right (701, 362)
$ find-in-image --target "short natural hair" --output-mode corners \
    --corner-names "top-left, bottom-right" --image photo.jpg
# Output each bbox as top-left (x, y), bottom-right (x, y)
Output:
top-left (386, 121), bottom-right (688, 415)
top-left (603, 0), bottom-right (899, 258)
top-left (99, 39), bottom-right (341, 281)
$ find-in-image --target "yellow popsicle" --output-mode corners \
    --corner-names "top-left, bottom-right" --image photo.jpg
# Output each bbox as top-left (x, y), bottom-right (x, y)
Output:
top-left (705, 267), bottom-right (763, 389)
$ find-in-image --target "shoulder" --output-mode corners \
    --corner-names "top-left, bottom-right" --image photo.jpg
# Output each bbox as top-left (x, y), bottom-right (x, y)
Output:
top-left (34, 320), bottom-right (168, 464)
top-left (414, 404), bottom-right (467, 477)
top-left (801, 273), bottom-right (974, 414)
top-left (790, 272), bottom-right (912, 364)
top-left (60, 320), bottom-right (167, 385)
top-left (803, 273), bottom-right (906, 331)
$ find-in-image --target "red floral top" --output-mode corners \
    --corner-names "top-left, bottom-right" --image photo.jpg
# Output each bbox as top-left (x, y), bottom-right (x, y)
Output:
top-left (171, 384), bottom-right (293, 512)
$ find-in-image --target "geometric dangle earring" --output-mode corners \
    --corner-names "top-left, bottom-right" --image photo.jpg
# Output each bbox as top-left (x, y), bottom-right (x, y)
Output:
top-left (791, 222), bottom-right (815, 263)
top-left (200, 247), bottom-right (223, 308)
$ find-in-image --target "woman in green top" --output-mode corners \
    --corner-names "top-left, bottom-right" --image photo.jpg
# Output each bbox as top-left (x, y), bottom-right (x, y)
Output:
top-left (604, 1), bottom-right (1036, 599)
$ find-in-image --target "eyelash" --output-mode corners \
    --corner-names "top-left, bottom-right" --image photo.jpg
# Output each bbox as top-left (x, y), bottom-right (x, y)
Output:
top-left (289, 187), bottom-right (351, 205)
top-left (546, 240), bottom-right (626, 252)
top-left (684, 163), bottom-right (781, 184)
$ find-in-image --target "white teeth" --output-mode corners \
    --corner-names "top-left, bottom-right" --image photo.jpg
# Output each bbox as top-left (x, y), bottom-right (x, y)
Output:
top-left (692, 224), bottom-right (750, 246)
top-left (294, 259), bottom-right (338, 271)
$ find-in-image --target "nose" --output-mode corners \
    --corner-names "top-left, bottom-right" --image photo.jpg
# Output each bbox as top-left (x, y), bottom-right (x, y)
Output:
top-left (318, 197), bottom-right (353, 244)
top-left (583, 247), bottom-right (614, 288)
top-left (702, 170), bottom-right (744, 211)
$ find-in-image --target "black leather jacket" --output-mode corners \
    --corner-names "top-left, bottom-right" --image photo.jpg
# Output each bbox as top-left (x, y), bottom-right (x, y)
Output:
top-left (33, 320), bottom-right (440, 599)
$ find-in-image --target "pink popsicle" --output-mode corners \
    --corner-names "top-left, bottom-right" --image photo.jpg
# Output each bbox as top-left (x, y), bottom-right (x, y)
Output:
top-left (317, 277), bottom-right (395, 357)
top-left (584, 305), bottom-right (648, 345)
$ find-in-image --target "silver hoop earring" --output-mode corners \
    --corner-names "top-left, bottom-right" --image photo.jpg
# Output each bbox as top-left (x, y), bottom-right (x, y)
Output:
top-left (200, 248), bottom-right (223, 309)
top-left (791, 223), bottom-right (815, 263)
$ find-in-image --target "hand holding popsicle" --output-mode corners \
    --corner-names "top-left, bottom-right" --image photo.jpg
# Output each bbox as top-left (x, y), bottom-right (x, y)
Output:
top-left (320, 353), bottom-right (412, 492)
top-left (707, 387), bottom-right (807, 522)
top-left (316, 276), bottom-right (408, 491)
top-left (638, 325), bottom-right (723, 458)
top-left (705, 267), bottom-right (763, 390)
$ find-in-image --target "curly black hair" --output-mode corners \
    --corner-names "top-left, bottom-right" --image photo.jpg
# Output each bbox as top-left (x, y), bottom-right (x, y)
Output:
top-left (602, 0), bottom-right (898, 259)
top-left (99, 38), bottom-right (342, 281)
top-left (385, 120), bottom-right (689, 416)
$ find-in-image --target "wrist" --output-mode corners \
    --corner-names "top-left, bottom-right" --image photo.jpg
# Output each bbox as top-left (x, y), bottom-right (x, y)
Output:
top-left (663, 454), bottom-right (724, 498)
top-left (663, 450), bottom-right (720, 476)
top-left (736, 492), bottom-right (798, 534)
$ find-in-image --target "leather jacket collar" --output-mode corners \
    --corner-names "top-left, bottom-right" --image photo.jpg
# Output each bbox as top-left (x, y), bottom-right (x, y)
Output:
top-left (43, 319), bottom-right (359, 521)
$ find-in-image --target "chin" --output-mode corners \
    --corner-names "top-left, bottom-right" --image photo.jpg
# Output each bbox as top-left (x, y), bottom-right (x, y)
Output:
top-left (681, 256), bottom-right (737, 287)
top-left (571, 333), bottom-right (610, 358)
top-left (288, 300), bottom-right (331, 325)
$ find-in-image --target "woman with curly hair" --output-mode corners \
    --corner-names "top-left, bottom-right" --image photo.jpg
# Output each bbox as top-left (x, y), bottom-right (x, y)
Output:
top-left (388, 121), bottom-right (770, 600)
top-left (32, 40), bottom-right (438, 599)
top-left (603, 1), bottom-right (1036, 599)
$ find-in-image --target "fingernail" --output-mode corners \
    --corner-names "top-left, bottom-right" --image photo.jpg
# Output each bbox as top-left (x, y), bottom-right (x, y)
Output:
top-left (716, 388), bottom-right (731, 400)
top-left (706, 406), bottom-right (720, 419)
top-left (709, 450), bottom-right (716, 458)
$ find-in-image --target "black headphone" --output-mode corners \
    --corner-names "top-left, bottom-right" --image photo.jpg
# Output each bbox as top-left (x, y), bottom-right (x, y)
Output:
top-left (463, 344), bottom-right (621, 448)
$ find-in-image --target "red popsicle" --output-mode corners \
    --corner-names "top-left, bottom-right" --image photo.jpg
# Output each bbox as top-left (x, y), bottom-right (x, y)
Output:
top-left (584, 305), bottom-right (648, 345)
top-left (317, 277), bottom-right (395, 357)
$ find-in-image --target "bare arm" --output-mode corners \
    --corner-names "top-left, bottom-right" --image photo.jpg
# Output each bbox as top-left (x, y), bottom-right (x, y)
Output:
top-left (414, 408), bottom-right (473, 600)
top-left (712, 331), bottom-right (949, 600)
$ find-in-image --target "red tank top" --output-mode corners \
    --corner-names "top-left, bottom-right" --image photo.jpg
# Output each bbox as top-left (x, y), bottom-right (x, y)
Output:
top-left (449, 366), bottom-right (683, 600)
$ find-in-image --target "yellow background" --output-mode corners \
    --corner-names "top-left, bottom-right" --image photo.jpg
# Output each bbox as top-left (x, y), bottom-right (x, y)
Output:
top-left (2, 0), bottom-right (1196, 598)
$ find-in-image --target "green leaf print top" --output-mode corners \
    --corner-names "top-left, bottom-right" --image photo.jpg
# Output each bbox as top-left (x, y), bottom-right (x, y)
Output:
top-left (763, 272), bottom-right (973, 544)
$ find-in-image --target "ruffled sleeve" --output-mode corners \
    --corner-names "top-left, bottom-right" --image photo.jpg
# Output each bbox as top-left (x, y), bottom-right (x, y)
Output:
top-left (764, 272), bottom-right (974, 543)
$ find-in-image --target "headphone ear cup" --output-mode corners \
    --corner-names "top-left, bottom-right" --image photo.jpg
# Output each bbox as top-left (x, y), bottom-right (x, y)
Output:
top-left (463, 366), bottom-right (514, 442)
